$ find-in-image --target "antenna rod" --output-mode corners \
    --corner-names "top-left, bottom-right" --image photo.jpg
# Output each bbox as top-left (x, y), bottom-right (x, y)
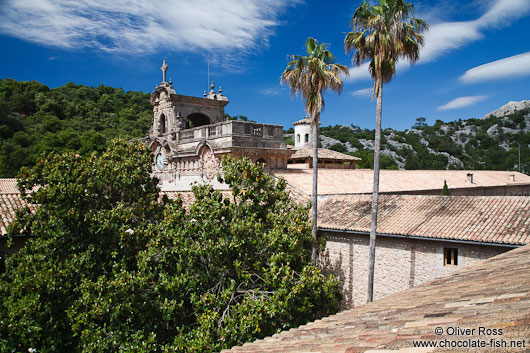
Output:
top-left (519, 143), bottom-right (521, 173)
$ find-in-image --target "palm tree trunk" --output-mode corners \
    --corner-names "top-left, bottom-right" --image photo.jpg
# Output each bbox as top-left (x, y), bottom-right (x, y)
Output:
top-left (311, 113), bottom-right (319, 266)
top-left (367, 82), bottom-right (383, 302)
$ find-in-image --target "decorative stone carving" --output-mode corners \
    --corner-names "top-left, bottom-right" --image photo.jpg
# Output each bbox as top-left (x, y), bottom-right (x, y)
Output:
top-left (200, 146), bottom-right (219, 181)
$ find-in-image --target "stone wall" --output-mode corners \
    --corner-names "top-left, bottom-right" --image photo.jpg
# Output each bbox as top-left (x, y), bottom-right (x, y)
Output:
top-left (320, 231), bottom-right (511, 309)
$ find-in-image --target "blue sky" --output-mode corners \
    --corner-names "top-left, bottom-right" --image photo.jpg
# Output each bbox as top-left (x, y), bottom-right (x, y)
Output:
top-left (1, 0), bottom-right (529, 131)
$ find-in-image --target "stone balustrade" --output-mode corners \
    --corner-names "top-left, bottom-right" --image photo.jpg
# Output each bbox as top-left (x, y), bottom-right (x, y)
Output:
top-left (177, 120), bottom-right (283, 143)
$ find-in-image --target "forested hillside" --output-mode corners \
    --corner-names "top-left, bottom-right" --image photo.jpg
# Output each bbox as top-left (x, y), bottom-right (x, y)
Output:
top-left (0, 79), bottom-right (152, 177)
top-left (319, 102), bottom-right (530, 173)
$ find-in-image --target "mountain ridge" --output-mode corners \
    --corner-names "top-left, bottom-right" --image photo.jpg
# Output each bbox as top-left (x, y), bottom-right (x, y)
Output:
top-left (320, 100), bottom-right (530, 173)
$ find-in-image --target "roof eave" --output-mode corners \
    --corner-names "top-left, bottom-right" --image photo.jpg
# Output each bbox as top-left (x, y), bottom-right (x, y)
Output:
top-left (318, 227), bottom-right (523, 248)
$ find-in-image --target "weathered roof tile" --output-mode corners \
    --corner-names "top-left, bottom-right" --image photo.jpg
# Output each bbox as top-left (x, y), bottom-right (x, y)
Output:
top-left (271, 169), bottom-right (530, 195)
top-left (318, 195), bottom-right (530, 246)
top-left (222, 245), bottom-right (530, 353)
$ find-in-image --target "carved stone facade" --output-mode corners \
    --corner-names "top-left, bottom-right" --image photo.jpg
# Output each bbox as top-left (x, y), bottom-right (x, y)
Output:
top-left (145, 61), bottom-right (293, 190)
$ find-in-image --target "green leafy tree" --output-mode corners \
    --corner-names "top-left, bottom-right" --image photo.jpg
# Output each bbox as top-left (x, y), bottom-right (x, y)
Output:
top-left (442, 180), bottom-right (450, 195)
top-left (0, 79), bottom-right (153, 177)
top-left (345, 0), bottom-right (428, 301)
top-left (281, 37), bottom-right (348, 265)
top-left (0, 142), bottom-right (340, 352)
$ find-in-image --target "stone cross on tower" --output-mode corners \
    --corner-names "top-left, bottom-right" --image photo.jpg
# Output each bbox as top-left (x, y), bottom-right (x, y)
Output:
top-left (161, 60), bottom-right (169, 83)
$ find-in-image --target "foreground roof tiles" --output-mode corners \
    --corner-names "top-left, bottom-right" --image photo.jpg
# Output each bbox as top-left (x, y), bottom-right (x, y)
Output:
top-left (0, 178), bottom-right (19, 194)
top-left (0, 193), bottom-right (35, 236)
top-left (222, 244), bottom-right (530, 353)
top-left (271, 169), bottom-right (530, 195)
top-left (319, 195), bottom-right (530, 246)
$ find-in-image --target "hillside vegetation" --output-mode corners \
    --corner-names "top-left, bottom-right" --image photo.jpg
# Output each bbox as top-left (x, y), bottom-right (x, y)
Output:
top-left (320, 104), bottom-right (530, 173)
top-left (0, 78), bottom-right (152, 177)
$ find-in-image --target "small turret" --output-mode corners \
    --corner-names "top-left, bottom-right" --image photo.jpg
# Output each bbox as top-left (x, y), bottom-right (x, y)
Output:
top-left (293, 117), bottom-right (311, 148)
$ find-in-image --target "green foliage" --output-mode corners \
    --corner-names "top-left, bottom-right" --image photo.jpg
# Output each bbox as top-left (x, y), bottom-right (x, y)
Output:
top-left (319, 104), bottom-right (530, 172)
top-left (224, 113), bottom-right (255, 123)
top-left (329, 143), bottom-right (347, 153)
top-left (413, 117), bottom-right (427, 129)
top-left (441, 180), bottom-right (450, 196)
top-left (350, 149), bottom-right (398, 170)
top-left (0, 144), bottom-right (340, 352)
top-left (0, 79), bottom-right (152, 177)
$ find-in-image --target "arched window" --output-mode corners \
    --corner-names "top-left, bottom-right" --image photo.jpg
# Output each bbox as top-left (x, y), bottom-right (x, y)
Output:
top-left (159, 114), bottom-right (166, 133)
top-left (297, 134), bottom-right (300, 143)
top-left (186, 113), bottom-right (210, 129)
top-left (304, 133), bottom-right (309, 142)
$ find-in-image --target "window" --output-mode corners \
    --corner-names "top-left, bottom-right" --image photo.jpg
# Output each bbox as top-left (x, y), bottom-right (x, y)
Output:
top-left (444, 248), bottom-right (458, 266)
top-left (256, 158), bottom-right (268, 167)
top-left (296, 134), bottom-right (300, 143)
top-left (304, 133), bottom-right (309, 142)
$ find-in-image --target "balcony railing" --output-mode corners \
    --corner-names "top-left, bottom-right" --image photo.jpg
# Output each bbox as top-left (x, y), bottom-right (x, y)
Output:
top-left (177, 120), bottom-right (283, 143)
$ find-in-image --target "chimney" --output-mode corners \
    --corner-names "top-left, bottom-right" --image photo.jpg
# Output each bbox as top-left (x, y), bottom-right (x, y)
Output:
top-left (467, 173), bottom-right (474, 184)
top-left (509, 174), bottom-right (515, 182)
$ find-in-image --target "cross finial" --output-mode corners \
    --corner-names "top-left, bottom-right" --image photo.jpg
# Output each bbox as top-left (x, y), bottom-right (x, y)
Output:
top-left (161, 60), bottom-right (169, 83)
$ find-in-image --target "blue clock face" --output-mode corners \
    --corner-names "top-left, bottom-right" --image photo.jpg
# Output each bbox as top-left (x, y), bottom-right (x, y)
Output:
top-left (156, 153), bottom-right (164, 171)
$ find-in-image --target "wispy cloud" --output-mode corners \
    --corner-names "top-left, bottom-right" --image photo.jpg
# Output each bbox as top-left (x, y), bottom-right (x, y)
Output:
top-left (351, 87), bottom-right (372, 98)
top-left (460, 52), bottom-right (530, 83)
top-left (344, 63), bottom-right (371, 83)
top-left (343, 0), bottom-right (530, 83)
top-left (261, 87), bottom-right (284, 96)
top-left (420, 0), bottom-right (530, 63)
top-left (0, 0), bottom-right (294, 56)
top-left (48, 56), bottom-right (59, 61)
top-left (436, 95), bottom-right (488, 111)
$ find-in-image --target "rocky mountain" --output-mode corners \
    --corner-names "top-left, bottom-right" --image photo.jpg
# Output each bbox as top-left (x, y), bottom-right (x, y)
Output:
top-left (319, 100), bottom-right (530, 173)
top-left (482, 100), bottom-right (530, 119)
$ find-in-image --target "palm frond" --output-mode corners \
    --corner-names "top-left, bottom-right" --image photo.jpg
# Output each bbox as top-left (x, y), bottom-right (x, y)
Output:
top-left (344, 0), bottom-right (428, 86)
top-left (281, 37), bottom-right (349, 122)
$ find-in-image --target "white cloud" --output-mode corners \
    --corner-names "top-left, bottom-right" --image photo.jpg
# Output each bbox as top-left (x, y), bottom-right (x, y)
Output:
top-left (420, 0), bottom-right (530, 63)
top-left (420, 21), bottom-right (483, 63)
top-left (351, 87), bottom-right (372, 98)
top-left (436, 95), bottom-right (488, 111)
top-left (343, 63), bottom-right (371, 83)
top-left (343, 0), bottom-right (530, 83)
top-left (460, 52), bottom-right (530, 83)
top-left (478, 0), bottom-right (530, 27)
top-left (0, 0), bottom-right (294, 55)
top-left (261, 87), bottom-right (284, 96)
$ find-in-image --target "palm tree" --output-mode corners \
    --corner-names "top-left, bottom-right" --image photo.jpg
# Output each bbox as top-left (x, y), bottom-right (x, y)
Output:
top-left (281, 37), bottom-right (349, 265)
top-left (344, 0), bottom-right (428, 302)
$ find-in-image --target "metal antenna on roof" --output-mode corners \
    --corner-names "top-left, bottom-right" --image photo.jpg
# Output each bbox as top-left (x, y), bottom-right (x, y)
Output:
top-left (518, 143), bottom-right (521, 173)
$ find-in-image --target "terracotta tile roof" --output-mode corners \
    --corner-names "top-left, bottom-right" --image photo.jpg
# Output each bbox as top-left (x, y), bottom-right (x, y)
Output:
top-left (318, 195), bottom-right (530, 246)
top-left (0, 192), bottom-right (35, 236)
top-left (293, 117), bottom-right (310, 125)
top-left (289, 146), bottom-right (361, 161)
top-left (0, 178), bottom-right (19, 194)
top-left (271, 169), bottom-right (530, 195)
top-left (222, 244), bottom-right (530, 352)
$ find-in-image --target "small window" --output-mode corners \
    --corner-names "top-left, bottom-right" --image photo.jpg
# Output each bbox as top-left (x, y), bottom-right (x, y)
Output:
top-left (256, 158), bottom-right (268, 167)
top-left (297, 134), bottom-right (300, 143)
top-left (444, 248), bottom-right (458, 266)
top-left (304, 133), bottom-right (309, 142)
